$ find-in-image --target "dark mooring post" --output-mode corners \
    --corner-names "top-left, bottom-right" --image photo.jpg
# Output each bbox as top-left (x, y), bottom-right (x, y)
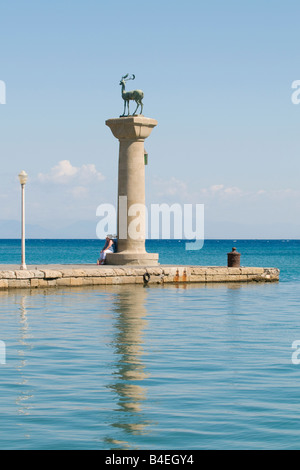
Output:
top-left (228, 247), bottom-right (241, 267)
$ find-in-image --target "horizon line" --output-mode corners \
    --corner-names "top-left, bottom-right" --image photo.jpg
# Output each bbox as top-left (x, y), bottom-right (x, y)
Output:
top-left (0, 238), bottom-right (299, 241)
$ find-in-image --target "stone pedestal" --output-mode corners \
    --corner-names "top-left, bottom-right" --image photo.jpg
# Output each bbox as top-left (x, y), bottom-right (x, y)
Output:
top-left (105, 116), bottom-right (159, 266)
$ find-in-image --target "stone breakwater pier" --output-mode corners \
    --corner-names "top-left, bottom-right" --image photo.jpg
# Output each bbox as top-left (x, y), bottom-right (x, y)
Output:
top-left (0, 265), bottom-right (280, 290)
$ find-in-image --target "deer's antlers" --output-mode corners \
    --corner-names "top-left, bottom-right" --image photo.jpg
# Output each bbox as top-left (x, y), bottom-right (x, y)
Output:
top-left (121, 74), bottom-right (135, 81)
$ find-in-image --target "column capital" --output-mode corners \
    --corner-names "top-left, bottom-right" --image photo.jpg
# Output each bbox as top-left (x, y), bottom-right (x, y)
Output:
top-left (106, 116), bottom-right (157, 141)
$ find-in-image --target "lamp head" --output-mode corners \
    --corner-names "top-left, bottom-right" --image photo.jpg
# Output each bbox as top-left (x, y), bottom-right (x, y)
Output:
top-left (18, 170), bottom-right (28, 185)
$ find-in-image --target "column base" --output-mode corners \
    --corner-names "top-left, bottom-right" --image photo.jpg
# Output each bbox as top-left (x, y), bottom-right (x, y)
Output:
top-left (106, 252), bottom-right (159, 266)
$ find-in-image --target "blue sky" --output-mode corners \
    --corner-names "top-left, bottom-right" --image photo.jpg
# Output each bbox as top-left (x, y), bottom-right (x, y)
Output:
top-left (0, 0), bottom-right (300, 238)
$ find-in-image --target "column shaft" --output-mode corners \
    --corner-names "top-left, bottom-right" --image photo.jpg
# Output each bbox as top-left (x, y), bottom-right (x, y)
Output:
top-left (118, 140), bottom-right (146, 253)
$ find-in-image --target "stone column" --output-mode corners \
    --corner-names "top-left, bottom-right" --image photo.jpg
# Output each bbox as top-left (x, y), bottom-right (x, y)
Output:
top-left (105, 116), bottom-right (159, 266)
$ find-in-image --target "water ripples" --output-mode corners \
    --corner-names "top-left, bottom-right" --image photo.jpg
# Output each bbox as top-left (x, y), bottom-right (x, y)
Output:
top-left (0, 282), bottom-right (300, 449)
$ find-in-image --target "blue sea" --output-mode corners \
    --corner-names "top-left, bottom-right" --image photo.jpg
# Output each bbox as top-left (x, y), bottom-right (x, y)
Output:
top-left (0, 239), bottom-right (300, 450)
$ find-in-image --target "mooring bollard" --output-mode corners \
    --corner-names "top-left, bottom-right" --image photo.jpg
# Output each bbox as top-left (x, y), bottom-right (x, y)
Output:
top-left (228, 247), bottom-right (241, 267)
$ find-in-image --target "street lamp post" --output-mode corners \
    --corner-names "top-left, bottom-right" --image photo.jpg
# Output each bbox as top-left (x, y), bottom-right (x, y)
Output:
top-left (18, 171), bottom-right (28, 270)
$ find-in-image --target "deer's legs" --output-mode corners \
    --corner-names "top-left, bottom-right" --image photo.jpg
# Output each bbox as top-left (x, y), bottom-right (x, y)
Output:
top-left (121, 100), bottom-right (127, 117)
top-left (133, 101), bottom-right (140, 115)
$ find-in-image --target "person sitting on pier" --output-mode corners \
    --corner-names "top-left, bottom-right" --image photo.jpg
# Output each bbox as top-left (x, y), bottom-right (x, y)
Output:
top-left (97, 235), bottom-right (116, 265)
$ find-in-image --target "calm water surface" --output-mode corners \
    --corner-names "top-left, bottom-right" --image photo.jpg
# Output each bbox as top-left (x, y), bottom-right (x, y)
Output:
top-left (0, 240), bottom-right (300, 449)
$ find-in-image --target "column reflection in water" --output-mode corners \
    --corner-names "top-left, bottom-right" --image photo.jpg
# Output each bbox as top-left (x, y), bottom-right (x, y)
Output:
top-left (16, 295), bottom-right (34, 423)
top-left (105, 285), bottom-right (152, 447)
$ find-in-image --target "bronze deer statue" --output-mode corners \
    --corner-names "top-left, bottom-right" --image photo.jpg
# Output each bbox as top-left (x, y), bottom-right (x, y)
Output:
top-left (119, 74), bottom-right (144, 117)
